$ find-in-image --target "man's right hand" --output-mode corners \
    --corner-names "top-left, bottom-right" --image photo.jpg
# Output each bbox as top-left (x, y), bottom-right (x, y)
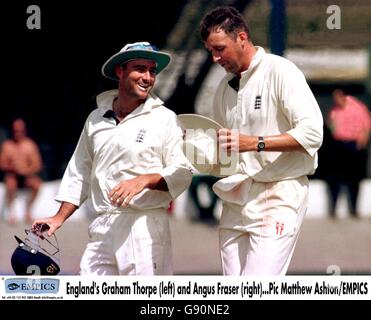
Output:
top-left (31, 216), bottom-right (63, 237)
top-left (31, 202), bottom-right (78, 236)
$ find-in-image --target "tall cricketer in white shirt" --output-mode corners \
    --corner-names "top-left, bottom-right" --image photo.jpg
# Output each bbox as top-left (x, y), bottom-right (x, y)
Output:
top-left (201, 7), bottom-right (323, 275)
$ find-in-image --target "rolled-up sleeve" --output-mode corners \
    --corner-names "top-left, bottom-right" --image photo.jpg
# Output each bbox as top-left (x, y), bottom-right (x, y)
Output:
top-left (280, 64), bottom-right (323, 157)
top-left (55, 119), bottom-right (93, 206)
top-left (160, 114), bottom-right (192, 199)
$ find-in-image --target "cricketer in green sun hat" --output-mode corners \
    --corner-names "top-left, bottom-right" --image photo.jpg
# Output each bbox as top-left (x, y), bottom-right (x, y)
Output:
top-left (101, 41), bottom-right (171, 81)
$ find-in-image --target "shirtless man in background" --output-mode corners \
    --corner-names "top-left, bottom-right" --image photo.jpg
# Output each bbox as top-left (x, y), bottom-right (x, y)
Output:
top-left (0, 119), bottom-right (43, 223)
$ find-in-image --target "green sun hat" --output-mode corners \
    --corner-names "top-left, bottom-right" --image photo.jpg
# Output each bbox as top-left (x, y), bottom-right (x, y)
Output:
top-left (101, 42), bottom-right (171, 81)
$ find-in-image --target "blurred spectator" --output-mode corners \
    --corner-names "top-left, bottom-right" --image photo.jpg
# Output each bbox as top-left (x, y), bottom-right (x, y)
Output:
top-left (326, 89), bottom-right (371, 217)
top-left (0, 126), bottom-right (7, 181)
top-left (0, 119), bottom-right (43, 223)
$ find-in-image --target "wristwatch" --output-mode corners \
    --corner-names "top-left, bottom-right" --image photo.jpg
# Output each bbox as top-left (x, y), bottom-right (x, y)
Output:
top-left (257, 136), bottom-right (265, 152)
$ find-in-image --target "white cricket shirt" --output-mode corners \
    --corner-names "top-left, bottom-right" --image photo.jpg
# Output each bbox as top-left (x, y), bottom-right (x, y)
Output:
top-left (56, 90), bottom-right (192, 213)
top-left (212, 47), bottom-right (323, 182)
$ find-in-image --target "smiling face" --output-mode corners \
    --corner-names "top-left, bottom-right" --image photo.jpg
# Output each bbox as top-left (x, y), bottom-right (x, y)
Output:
top-left (116, 59), bottom-right (157, 103)
top-left (204, 28), bottom-right (251, 76)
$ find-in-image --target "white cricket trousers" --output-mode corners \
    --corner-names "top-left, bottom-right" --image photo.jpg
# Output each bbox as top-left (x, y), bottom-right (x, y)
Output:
top-left (219, 176), bottom-right (308, 276)
top-left (80, 208), bottom-right (172, 275)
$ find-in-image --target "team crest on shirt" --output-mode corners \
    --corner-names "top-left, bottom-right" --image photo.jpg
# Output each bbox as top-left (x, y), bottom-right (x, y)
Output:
top-left (254, 95), bottom-right (262, 109)
top-left (135, 128), bottom-right (146, 143)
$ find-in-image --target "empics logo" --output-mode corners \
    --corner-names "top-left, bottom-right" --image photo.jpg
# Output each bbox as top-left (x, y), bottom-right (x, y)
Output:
top-left (5, 278), bottom-right (59, 294)
top-left (6, 283), bottom-right (20, 291)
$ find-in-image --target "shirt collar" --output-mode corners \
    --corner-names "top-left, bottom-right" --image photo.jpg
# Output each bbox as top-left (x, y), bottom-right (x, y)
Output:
top-left (96, 89), bottom-right (118, 116)
top-left (240, 46), bottom-right (265, 80)
top-left (227, 76), bottom-right (240, 91)
top-left (226, 46), bottom-right (265, 90)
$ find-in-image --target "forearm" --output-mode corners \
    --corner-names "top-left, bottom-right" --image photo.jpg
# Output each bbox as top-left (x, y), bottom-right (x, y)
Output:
top-left (27, 154), bottom-right (43, 175)
top-left (0, 162), bottom-right (12, 171)
top-left (0, 157), bottom-right (12, 171)
top-left (143, 173), bottom-right (168, 191)
top-left (239, 133), bottom-right (305, 152)
top-left (6, 160), bottom-right (41, 176)
top-left (32, 201), bottom-right (78, 236)
top-left (28, 162), bottom-right (42, 175)
top-left (357, 129), bottom-right (370, 149)
top-left (108, 173), bottom-right (169, 208)
top-left (55, 202), bottom-right (78, 223)
top-left (21, 166), bottom-right (41, 176)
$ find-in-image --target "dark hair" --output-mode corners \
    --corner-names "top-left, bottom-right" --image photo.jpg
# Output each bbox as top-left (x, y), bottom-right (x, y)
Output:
top-left (200, 6), bottom-right (250, 42)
